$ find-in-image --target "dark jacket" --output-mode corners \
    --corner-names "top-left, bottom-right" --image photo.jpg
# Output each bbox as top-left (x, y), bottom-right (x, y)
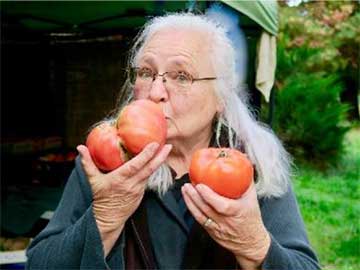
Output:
top-left (26, 157), bottom-right (320, 269)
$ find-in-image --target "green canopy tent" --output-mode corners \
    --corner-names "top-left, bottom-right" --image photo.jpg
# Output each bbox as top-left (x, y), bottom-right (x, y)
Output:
top-left (1, 1), bottom-right (277, 34)
top-left (1, 1), bottom-right (200, 35)
top-left (222, 0), bottom-right (278, 35)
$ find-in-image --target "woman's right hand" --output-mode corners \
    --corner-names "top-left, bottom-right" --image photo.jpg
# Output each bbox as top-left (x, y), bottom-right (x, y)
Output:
top-left (77, 142), bottom-right (172, 255)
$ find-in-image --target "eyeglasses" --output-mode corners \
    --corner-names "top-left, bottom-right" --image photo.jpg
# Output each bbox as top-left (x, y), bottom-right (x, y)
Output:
top-left (129, 67), bottom-right (216, 92)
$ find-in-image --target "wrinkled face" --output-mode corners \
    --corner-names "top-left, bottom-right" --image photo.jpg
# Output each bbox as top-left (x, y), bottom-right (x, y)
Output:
top-left (133, 29), bottom-right (221, 143)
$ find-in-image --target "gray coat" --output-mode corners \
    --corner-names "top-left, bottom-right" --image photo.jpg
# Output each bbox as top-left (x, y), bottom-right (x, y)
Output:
top-left (26, 157), bottom-right (320, 269)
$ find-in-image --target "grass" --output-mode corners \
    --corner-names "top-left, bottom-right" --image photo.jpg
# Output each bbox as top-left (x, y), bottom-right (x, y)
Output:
top-left (293, 127), bottom-right (360, 270)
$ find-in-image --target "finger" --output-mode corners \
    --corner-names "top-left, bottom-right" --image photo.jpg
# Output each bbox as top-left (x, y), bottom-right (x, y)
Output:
top-left (182, 183), bottom-right (218, 222)
top-left (114, 142), bottom-right (159, 178)
top-left (241, 180), bottom-right (257, 199)
top-left (77, 145), bottom-right (101, 178)
top-left (195, 184), bottom-right (239, 216)
top-left (130, 144), bottom-right (172, 183)
top-left (181, 185), bottom-right (208, 226)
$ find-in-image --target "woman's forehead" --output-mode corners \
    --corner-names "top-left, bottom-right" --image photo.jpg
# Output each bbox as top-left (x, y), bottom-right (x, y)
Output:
top-left (139, 29), bottom-right (211, 69)
top-left (138, 54), bottom-right (196, 70)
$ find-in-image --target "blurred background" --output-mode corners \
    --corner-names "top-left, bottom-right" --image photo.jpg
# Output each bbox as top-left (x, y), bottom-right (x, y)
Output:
top-left (0, 1), bottom-right (359, 269)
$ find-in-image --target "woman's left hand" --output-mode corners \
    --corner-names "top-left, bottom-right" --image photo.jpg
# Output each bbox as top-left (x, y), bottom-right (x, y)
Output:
top-left (181, 181), bottom-right (271, 269)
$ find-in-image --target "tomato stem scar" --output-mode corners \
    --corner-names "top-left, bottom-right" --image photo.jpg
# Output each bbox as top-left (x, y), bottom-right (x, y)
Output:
top-left (218, 150), bottom-right (228, 158)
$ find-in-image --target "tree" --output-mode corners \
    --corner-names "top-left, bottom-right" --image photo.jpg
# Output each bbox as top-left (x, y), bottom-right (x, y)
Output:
top-left (278, 1), bottom-right (359, 120)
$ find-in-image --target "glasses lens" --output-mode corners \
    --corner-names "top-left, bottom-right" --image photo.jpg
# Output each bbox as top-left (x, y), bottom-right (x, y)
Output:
top-left (130, 67), bottom-right (154, 85)
top-left (166, 71), bottom-right (192, 89)
top-left (137, 68), bottom-right (154, 80)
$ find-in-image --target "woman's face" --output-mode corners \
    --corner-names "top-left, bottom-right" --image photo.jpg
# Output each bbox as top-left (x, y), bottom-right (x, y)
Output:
top-left (133, 29), bottom-right (221, 143)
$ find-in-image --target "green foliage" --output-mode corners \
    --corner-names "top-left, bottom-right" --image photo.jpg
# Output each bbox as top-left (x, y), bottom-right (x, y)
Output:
top-left (275, 40), bottom-right (321, 82)
top-left (268, 2), bottom-right (357, 165)
top-left (293, 128), bottom-right (360, 269)
top-left (272, 71), bottom-right (350, 166)
top-left (279, 1), bottom-right (359, 74)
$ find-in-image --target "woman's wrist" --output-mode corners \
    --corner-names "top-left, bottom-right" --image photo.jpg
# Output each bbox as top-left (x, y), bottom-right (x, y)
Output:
top-left (234, 230), bottom-right (271, 269)
top-left (97, 220), bottom-right (125, 257)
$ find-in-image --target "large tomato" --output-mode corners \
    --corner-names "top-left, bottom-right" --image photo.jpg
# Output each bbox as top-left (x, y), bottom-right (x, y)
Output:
top-left (189, 148), bottom-right (254, 199)
top-left (116, 99), bottom-right (167, 154)
top-left (86, 122), bottom-right (127, 172)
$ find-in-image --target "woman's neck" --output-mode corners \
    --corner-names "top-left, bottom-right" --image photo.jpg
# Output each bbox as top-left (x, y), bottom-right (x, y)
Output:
top-left (166, 129), bottom-right (212, 179)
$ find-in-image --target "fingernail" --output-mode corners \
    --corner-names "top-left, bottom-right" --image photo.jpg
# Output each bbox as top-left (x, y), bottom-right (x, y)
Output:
top-left (76, 146), bottom-right (83, 156)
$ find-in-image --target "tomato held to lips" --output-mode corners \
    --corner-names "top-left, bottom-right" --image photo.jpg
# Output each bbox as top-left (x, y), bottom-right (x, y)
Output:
top-left (116, 99), bottom-right (167, 154)
top-left (189, 148), bottom-right (254, 199)
top-left (86, 122), bottom-right (128, 172)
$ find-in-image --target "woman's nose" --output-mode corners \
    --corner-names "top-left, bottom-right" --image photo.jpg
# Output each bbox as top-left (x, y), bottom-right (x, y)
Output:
top-left (148, 76), bottom-right (169, 103)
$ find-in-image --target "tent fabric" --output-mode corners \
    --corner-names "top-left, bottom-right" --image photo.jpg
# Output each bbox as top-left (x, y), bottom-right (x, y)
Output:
top-left (0, 1), bottom-right (203, 32)
top-left (256, 31), bottom-right (277, 102)
top-left (221, 0), bottom-right (278, 36)
top-left (1, 1), bottom-right (278, 35)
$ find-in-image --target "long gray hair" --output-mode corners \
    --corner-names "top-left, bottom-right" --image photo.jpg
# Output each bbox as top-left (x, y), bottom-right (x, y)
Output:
top-left (113, 13), bottom-right (291, 198)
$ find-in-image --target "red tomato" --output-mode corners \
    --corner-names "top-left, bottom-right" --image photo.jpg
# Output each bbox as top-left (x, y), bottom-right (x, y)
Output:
top-left (86, 122), bottom-right (127, 172)
top-left (189, 148), bottom-right (254, 199)
top-left (116, 99), bottom-right (167, 154)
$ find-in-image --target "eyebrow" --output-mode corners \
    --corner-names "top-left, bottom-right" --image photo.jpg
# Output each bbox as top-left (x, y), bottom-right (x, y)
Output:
top-left (171, 59), bottom-right (192, 68)
top-left (138, 56), bottom-right (156, 66)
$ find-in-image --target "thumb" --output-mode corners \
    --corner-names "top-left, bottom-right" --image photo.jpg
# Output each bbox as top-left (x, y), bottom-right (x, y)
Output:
top-left (77, 145), bottom-right (101, 178)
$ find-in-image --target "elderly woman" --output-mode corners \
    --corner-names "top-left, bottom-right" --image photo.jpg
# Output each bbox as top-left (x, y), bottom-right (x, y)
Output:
top-left (26, 13), bottom-right (320, 270)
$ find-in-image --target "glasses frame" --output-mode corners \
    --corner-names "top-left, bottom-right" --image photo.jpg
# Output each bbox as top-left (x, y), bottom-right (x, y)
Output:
top-left (129, 67), bottom-right (217, 85)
